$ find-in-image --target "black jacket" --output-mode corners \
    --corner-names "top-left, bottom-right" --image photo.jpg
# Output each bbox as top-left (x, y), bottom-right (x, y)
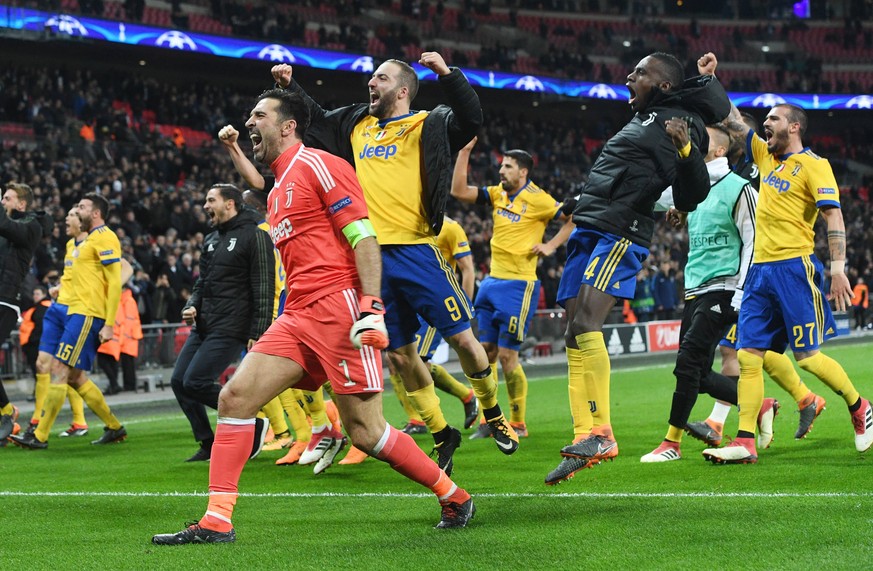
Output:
top-left (573, 74), bottom-right (731, 248)
top-left (286, 67), bottom-right (482, 235)
top-left (184, 207), bottom-right (275, 341)
top-left (0, 208), bottom-right (53, 307)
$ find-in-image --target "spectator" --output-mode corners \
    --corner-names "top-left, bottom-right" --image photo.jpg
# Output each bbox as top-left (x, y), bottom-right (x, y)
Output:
top-left (652, 261), bottom-right (679, 320)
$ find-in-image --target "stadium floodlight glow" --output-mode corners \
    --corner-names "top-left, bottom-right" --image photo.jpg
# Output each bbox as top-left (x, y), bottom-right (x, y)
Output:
top-left (1, 5), bottom-right (871, 110)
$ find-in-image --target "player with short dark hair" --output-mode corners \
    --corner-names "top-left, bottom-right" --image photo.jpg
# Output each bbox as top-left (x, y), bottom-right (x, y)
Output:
top-left (700, 53), bottom-right (873, 464)
top-left (453, 137), bottom-right (574, 438)
top-left (153, 89), bottom-right (473, 545)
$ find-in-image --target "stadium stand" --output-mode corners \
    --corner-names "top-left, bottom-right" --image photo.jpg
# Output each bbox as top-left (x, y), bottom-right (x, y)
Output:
top-left (29, 0), bottom-right (873, 92)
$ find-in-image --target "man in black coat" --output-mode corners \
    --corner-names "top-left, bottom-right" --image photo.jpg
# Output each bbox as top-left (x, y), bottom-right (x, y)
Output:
top-left (0, 183), bottom-right (52, 440)
top-left (170, 184), bottom-right (275, 462)
top-left (547, 52), bottom-right (732, 484)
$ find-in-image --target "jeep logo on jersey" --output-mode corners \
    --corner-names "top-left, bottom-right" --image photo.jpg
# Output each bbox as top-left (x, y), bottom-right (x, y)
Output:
top-left (358, 143), bottom-right (398, 160)
top-left (270, 219), bottom-right (293, 243)
top-left (227, 238), bottom-right (237, 251)
top-left (762, 171), bottom-right (791, 193)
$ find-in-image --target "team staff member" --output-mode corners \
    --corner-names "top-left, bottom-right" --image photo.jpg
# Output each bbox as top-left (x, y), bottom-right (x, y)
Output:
top-left (0, 183), bottom-right (52, 441)
top-left (547, 51), bottom-right (731, 485)
top-left (170, 184), bottom-right (276, 463)
top-left (702, 52), bottom-right (873, 463)
top-left (272, 53), bottom-right (520, 472)
top-left (453, 139), bottom-right (574, 438)
top-left (640, 125), bottom-right (769, 462)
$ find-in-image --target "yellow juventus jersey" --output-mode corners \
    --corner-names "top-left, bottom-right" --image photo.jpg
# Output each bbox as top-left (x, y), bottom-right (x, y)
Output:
top-left (484, 181), bottom-right (560, 280)
top-left (56, 237), bottom-right (83, 306)
top-left (749, 131), bottom-right (841, 263)
top-left (259, 220), bottom-right (287, 319)
top-left (67, 225), bottom-right (121, 321)
top-left (350, 111), bottom-right (434, 245)
top-left (436, 218), bottom-right (472, 271)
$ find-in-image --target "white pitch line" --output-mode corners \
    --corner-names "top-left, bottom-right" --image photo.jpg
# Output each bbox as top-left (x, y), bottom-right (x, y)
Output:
top-left (1, 491), bottom-right (872, 499)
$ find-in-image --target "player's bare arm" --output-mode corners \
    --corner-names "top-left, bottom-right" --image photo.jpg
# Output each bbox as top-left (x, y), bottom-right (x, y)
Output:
top-left (451, 136), bottom-right (479, 203)
top-left (271, 64), bottom-right (293, 88)
top-left (352, 235), bottom-right (382, 298)
top-left (219, 125), bottom-right (266, 191)
top-left (533, 218), bottom-right (575, 258)
top-left (456, 254), bottom-right (475, 301)
top-left (821, 206), bottom-right (853, 311)
top-left (419, 52), bottom-right (451, 76)
top-left (697, 52), bottom-right (748, 138)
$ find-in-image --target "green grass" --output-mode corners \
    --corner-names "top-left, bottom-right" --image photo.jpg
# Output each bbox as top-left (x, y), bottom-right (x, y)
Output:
top-left (3, 344), bottom-right (873, 569)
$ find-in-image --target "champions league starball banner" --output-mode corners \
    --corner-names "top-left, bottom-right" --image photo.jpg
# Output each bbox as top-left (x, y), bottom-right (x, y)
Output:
top-left (2, 6), bottom-right (871, 110)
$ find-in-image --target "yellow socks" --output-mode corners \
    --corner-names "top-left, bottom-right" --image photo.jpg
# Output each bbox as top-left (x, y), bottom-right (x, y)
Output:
top-left (0, 403), bottom-right (13, 416)
top-left (666, 425), bottom-right (684, 443)
top-left (467, 364), bottom-right (498, 411)
top-left (406, 383), bottom-right (448, 433)
top-left (429, 364), bottom-right (471, 401)
top-left (34, 383), bottom-right (67, 442)
top-left (31, 372), bottom-right (51, 424)
top-left (76, 380), bottom-right (122, 430)
top-left (575, 332), bottom-right (611, 428)
top-left (797, 352), bottom-right (860, 406)
top-left (67, 385), bottom-right (87, 426)
top-left (763, 351), bottom-right (810, 403)
top-left (567, 347), bottom-right (592, 440)
top-left (280, 389), bottom-right (310, 441)
top-left (389, 372), bottom-right (422, 422)
top-left (303, 389), bottom-right (329, 428)
top-left (504, 365), bottom-right (528, 425)
top-left (261, 397), bottom-right (289, 436)
top-left (737, 350), bottom-right (765, 434)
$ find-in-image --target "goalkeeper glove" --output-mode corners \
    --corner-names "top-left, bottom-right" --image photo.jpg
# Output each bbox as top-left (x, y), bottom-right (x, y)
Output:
top-left (350, 295), bottom-right (389, 350)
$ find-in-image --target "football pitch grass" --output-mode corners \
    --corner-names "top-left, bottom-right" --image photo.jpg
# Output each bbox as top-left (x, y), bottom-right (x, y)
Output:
top-left (3, 343), bottom-right (873, 569)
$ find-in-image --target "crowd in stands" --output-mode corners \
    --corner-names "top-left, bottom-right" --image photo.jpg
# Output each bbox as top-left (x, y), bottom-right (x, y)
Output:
top-left (2, 60), bottom-right (873, 328)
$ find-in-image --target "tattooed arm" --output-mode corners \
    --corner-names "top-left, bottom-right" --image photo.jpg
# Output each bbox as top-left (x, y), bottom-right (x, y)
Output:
top-left (697, 52), bottom-right (750, 140)
top-left (821, 206), bottom-right (853, 311)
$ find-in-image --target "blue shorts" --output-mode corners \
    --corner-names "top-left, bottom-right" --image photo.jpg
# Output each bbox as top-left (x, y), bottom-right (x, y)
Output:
top-left (381, 244), bottom-right (472, 351)
top-left (55, 313), bottom-right (105, 371)
top-left (475, 276), bottom-right (540, 351)
top-left (557, 226), bottom-right (650, 305)
top-left (38, 302), bottom-right (68, 355)
top-left (719, 323), bottom-right (738, 350)
top-left (414, 315), bottom-right (443, 361)
top-left (738, 255), bottom-right (838, 353)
